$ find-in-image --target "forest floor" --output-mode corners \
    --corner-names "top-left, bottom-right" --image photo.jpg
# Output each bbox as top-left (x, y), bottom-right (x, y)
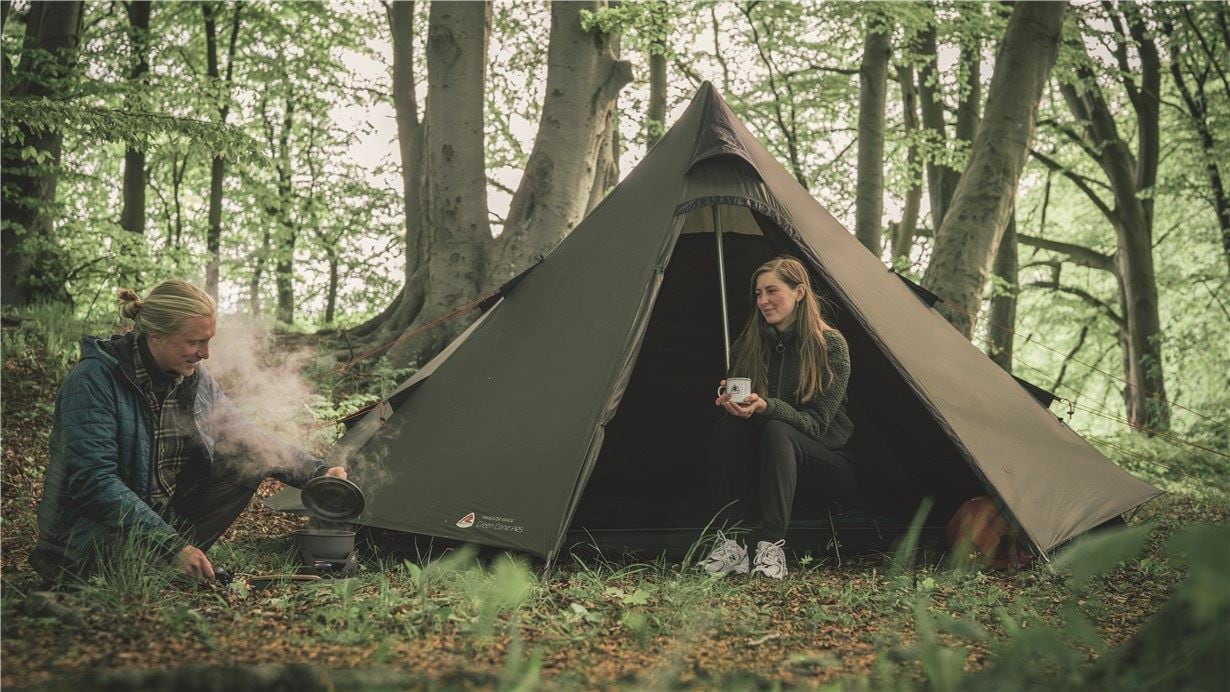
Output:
top-left (1, 323), bottom-right (1226, 690)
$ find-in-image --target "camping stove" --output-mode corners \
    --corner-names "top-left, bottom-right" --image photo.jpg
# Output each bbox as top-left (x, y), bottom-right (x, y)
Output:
top-left (296, 544), bottom-right (360, 578)
top-left (294, 475), bottom-right (367, 579)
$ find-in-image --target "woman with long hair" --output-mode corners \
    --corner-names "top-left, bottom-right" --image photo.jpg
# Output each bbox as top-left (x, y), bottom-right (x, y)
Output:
top-left (699, 256), bottom-right (856, 579)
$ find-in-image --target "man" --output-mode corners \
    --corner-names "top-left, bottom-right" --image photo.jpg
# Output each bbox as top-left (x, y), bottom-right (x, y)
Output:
top-left (30, 280), bottom-right (345, 583)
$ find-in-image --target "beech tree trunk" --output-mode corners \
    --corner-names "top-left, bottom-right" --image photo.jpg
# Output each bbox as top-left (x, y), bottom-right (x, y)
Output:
top-left (350, 0), bottom-right (427, 345)
top-left (385, 0), bottom-right (493, 365)
top-left (120, 1), bottom-right (151, 238)
top-left (203, 1), bottom-right (241, 300)
top-left (921, 1), bottom-right (1065, 337)
top-left (1052, 6), bottom-right (1170, 432)
top-left (269, 95), bottom-right (296, 325)
top-left (586, 108), bottom-right (620, 213)
top-left (855, 12), bottom-right (890, 258)
top-left (987, 209), bottom-right (1017, 372)
top-left (489, 0), bottom-right (632, 283)
top-left (0, 0), bottom-right (83, 306)
top-left (890, 63), bottom-right (923, 268)
top-left (915, 26), bottom-right (957, 233)
top-left (365, 1), bottom-right (632, 368)
top-left (647, 49), bottom-right (667, 147)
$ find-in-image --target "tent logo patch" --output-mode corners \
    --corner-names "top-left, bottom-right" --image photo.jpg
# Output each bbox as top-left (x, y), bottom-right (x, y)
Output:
top-left (456, 512), bottom-right (476, 528)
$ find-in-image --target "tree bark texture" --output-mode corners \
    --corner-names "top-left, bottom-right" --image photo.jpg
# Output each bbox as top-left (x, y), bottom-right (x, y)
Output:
top-left (270, 96), bottom-right (296, 325)
top-left (490, 0), bottom-right (633, 284)
top-left (1057, 15), bottom-right (1169, 432)
top-left (203, 1), bottom-right (241, 300)
top-left (0, 0), bottom-right (83, 306)
top-left (120, 0), bottom-right (151, 238)
top-left (855, 13), bottom-right (890, 258)
top-left (915, 25), bottom-right (958, 232)
top-left (987, 209), bottom-right (1017, 372)
top-left (385, 0), bottom-right (493, 365)
top-left (921, 1), bottom-right (1065, 338)
top-left (891, 63), bottom-right (923, 268)
top-left (646, 49), bottom-right (667, 147)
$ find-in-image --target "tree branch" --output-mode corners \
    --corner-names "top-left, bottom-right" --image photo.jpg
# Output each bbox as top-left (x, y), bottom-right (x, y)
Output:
top-left (1029, 148), bottom-right (1116, 222)
top-left (1017, 232), bottom-right (1115, 272)
top-left (1026, 279), bottom-right (1124, 327)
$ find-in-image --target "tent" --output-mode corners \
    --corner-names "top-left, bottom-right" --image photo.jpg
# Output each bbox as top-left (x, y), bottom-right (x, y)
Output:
top-left (272, 83), bottom-right (1161, 561)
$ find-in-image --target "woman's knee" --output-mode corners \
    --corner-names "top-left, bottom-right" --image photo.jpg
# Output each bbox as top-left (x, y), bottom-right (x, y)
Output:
top-left (711, 415), bottom-right (754, 445)
top-left (759, 421), bottom-right (799, 467)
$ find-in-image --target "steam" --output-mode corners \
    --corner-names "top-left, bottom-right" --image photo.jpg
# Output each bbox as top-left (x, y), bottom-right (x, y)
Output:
top-left (202, 315), bottom-right (330, 484)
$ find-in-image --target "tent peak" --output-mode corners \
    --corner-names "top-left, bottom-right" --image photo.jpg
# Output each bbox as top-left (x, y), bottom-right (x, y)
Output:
top-left (686, 83), bottom-right (763, 180)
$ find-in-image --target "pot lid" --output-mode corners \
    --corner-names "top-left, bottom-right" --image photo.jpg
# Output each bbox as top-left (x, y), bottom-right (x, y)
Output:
top-left (300, 476), bottom-right (366, 522)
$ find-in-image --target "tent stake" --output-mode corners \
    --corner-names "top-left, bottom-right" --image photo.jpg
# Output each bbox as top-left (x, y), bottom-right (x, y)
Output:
top-left (714, 205), bottom-right (731, 372)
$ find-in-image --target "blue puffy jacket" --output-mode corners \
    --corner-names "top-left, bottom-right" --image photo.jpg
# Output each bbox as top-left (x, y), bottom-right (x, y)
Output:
top-left (31, 333), bottom-right (323, 578)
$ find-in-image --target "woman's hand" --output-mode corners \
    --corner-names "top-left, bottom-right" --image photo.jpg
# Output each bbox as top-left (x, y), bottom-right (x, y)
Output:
top-left (324, 466), bottom-right (347, 480)
top-left (716, 382), bottom-right (767, 419)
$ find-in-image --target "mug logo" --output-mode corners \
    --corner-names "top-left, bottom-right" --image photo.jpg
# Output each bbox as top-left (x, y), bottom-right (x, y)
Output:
top-left (731, 384), bottom-right (741, 394)
top-left (456, 512), bottom-right (475, 528)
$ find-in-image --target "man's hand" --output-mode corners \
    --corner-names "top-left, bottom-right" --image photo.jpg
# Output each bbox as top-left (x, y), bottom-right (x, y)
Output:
top-left (324, 466), bottom-right (347, 480)
top-left (176, 544), bottom-right (215, 581)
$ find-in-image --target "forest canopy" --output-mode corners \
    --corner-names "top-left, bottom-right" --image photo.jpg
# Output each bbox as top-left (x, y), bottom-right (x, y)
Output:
top-left (2, 0), bottom-right (1227, 453)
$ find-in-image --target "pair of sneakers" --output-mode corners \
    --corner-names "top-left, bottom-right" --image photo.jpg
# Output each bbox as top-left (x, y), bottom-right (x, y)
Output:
top-left (698, 532), bottom-right (788, 579)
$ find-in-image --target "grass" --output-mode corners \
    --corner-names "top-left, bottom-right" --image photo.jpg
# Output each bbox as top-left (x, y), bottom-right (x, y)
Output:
top-left (2, 304), bottom-right (1228, 689)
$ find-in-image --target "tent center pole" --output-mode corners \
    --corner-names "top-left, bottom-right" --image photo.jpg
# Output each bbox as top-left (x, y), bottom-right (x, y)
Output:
top-left (714, 205), bottom-right (731, 372)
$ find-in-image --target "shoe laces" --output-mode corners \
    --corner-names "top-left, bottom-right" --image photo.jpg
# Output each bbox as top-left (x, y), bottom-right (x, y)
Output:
top-left (704, 532), bottom-right (743, 563)
top-left (754, 539), bottom-right (786, 569)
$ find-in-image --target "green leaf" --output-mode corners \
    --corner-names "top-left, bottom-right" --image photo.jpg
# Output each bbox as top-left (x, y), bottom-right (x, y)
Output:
top-left (1054, 522), bottom-right (1153, 587)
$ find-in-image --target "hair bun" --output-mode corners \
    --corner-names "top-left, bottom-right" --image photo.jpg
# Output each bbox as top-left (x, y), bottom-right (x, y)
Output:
top-left (117, 288), bottom-right (143, 320)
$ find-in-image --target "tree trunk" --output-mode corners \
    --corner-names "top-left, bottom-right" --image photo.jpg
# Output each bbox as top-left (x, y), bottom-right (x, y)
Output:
top-left (119, 0), bottom-right (151, 239)
top-left (353, 0), bottom-right (428, 347)
top-left (250, 228), bottom-right (269, 315)
top-left (855, 12), bottom-right (890, 258)
top-left (987, 208), bottom-right (1017, 372)
top-left (385, 0), bottom-right (493, 366)
top-left (325, 251), bottom-right (338, 324)
top-left (920, 1), bottom-right (1065, 337)
top-left (203, 1), bottom-right (241, 300)
top-left (489, 0), bottom-right (632, 284)
top-left (1058, 13), bottom-right (1170, 432)
top-left (891, 63), bottom-right (923, 268)
top-left (271, 97), bottom-right (296, 325)
top-left (646, 49), bottom-right (667, 147)
top-left (916, 25), bottom-right (957, 232)
top-left (587, 106), bottom-right (620, 213)
top-left (0, 0), bottom-right (83, 306)
top-left (954, 10), bottom-right (982, 143)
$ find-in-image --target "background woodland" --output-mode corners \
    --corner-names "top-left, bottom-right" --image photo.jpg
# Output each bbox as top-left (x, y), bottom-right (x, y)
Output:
top-left (3, 0), bottom-right (1228, 467)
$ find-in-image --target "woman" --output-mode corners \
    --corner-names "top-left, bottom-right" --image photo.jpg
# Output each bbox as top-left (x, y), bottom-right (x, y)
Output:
top-left (31, 280), bottom-right (346, 584)
top-left (699, 256), bottom-right (855, 579)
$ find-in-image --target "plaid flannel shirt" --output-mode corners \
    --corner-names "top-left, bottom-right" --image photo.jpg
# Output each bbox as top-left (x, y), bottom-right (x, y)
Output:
top-left (131, 338), bottom-right (196, 513)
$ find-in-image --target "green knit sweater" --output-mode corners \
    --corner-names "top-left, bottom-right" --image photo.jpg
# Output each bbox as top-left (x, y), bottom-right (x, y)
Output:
top-left (738, 322), bottom-right (854, 449)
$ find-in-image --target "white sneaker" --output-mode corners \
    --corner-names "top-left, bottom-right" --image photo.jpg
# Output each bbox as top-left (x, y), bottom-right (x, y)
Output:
top-left (698, 533), bottom-right (749, 576)
top-left (751, 539), bottom-right (788, 579)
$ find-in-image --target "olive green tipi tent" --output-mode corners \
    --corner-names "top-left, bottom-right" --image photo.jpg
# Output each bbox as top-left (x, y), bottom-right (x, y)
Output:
top-left (273, 83), bottom-right (1160, 561)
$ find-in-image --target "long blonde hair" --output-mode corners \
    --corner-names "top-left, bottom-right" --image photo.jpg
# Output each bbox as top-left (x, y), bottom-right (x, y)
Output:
top-left (117, 280), bottom-right (216, 335)
top-left (730, 256), bottom-right (837, 403)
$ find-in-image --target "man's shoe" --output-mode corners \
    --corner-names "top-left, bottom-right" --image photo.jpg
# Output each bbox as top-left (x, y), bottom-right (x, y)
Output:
top-left (751, 539), bottom-right (788, 579)
top-left (698, 533), bottom-right (749, 576)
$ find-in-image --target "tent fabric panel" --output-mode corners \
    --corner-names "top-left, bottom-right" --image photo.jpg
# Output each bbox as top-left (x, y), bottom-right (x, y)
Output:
top-left (700, 84), bottom-right (1161, 552)
top-left (347, 91), bottom-right (711, 558)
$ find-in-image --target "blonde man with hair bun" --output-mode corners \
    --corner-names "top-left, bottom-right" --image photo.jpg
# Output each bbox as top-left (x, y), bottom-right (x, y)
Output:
top-left (32, 279), bottom-right (346, 584)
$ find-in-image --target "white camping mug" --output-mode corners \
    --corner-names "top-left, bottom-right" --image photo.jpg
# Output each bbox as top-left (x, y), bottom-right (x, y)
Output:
top-left (717, 377), bottom-right (753, 404)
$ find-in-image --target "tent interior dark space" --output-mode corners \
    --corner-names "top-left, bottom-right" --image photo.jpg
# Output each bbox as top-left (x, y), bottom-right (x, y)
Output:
top-left (568, 203), bottom-right (984, 552)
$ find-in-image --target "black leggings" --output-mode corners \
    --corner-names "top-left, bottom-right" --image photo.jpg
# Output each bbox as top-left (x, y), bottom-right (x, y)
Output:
top-left (706, 416), bottom-right (858, 543)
